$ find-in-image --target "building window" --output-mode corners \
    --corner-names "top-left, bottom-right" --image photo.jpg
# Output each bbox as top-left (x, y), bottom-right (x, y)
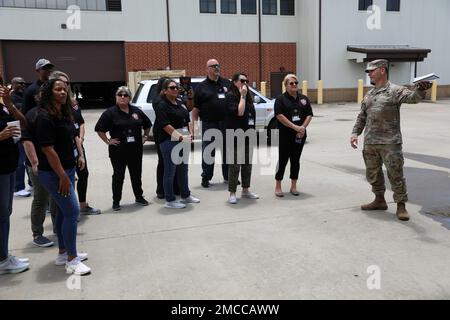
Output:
top-left (221, 0), bottom-right (236, 14)
top-left (358, 0), bottom-right (373, 11)
top-left (241, 0), bottom-right (256, 14)
top-left (280, 0), bottom-right (294, 15)
top-left (262, 0), bottom-right (277, 15)
top-left (0, 0), bottom-right (121, 11)
top-left (387, 0), bottom-right (400, 11)
top-left (200, 0), bottom-right (216, 13)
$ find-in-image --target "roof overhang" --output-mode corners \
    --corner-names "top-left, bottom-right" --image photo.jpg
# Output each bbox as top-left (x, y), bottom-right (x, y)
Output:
top-left (347, 45), bottom-right (431, 62)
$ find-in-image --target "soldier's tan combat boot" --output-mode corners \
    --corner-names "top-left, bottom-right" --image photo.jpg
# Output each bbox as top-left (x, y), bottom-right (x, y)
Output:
top-left (361, 195), bottom-right (388, 211)
top-left (396, 203), bottom-right (410, 221)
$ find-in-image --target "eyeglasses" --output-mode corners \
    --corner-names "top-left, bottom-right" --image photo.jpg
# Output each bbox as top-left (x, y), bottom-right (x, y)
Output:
top-left (168, 86), bottom-right (179, 90)
top-left (208, 64), bottom-right (220, 69)
top-left (289, 81), bottom-right (299, 86)
top-left (117, 94), bottom-right (129, 98)
top-left (240, 79), bottom-right (249, 84)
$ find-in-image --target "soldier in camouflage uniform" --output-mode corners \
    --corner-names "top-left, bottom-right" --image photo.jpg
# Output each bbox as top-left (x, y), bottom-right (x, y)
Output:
top-left (350, 59), bottom-right (432, 221)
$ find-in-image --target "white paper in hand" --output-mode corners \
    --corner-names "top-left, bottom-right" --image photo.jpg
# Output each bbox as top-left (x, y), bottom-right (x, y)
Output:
top-left (413, 73), bottom-right (440, 84)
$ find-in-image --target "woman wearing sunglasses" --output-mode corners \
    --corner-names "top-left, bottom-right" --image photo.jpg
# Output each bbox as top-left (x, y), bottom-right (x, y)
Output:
top-left (154, 79), bottom-right (200, 209)
top-left (274, 74), bottom-right (313, 197)
top-left (95, 86), bottom-right (152, 211)
top-left (225, 73), bottom-right (259, 204)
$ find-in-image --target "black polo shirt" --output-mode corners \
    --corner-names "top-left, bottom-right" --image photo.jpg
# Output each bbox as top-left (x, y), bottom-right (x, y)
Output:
top-left (274, 92), bottom-right (313, 138)
top-left (0, 106), bottom-right (19, 175)
top-left (35, 111), bottom-right (76, 171)
top-left (194, 77), bottom-right (231, 122)
top-left (71, 105), bottom-right (85, 138)
top-left (154, 97), bottom-right (190, 144)
top-left (95, 104), bottom-right (152, 152)
top-left (225, 92), bottom-right (256, 131)
top-left (23, 80), bottom-right (43, 115)
top-left (11, 91), bottom-right (24, 112)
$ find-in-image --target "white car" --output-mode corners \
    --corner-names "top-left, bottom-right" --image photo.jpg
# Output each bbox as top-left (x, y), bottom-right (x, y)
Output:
top-left (131, 77), bottom-right (277, 141)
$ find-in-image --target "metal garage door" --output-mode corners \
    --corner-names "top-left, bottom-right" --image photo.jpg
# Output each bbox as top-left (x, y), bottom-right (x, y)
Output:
top-left (2, 40), bottom-right (125, 83)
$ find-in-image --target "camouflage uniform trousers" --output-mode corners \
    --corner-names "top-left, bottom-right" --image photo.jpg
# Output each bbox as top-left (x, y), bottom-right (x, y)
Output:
top-left (362, 144), bottom-right (408, 203)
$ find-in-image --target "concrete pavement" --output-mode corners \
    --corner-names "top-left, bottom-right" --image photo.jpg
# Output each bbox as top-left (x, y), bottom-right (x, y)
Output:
top-left (1, 100), bottom-right (450, 299)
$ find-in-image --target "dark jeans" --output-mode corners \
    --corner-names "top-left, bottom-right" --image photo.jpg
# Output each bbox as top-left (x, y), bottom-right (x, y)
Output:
top-left (156, 142), bottom-right (180, 197)
top-left (275, 135), bottom-right (306, 181)
top-left (109, 147), bottom-right (143, 203)
top-left (15, 143), bottom-right (31, 191)
top-left (201, 121), bottom-right (228, 181)
top-left (27, 166), bottom-right (56, 237)
top-left (38, 168), bottom-right (79, 257)
top-left (76, 146), bottom-right (88, 203)
top-left (0, 172), bottom-right (15, 260)
top-left (160, 140), bottom-right (190, 202)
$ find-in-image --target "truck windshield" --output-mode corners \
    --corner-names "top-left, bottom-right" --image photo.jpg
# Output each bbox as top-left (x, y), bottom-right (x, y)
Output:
top-left (132, 83), bottom-right (144, 104)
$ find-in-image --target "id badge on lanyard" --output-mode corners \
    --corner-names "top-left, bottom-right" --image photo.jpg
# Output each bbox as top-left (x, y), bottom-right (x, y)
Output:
top-left (248, 113), bottom-right (255, 126)
top-left (292, 109), bottom-right (301, 123)
top-left (126, 129), bottom-right (136, 143)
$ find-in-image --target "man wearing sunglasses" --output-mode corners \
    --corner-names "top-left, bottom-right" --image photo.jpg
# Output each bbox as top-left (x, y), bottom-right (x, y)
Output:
top-left (23, 58), bottom-right (54, 115)
top-left (351, 59), bottom-right (432, 222)
top-left (192, 59), bottom-right (232, 188)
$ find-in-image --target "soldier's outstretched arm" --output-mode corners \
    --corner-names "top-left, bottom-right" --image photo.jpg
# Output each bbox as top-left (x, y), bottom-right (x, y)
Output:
top-left (396, 81), bottom-right (432, 105)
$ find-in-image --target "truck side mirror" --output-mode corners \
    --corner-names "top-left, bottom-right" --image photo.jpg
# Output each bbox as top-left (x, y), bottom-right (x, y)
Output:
top-left (253, 96), bottom-right (261, 104)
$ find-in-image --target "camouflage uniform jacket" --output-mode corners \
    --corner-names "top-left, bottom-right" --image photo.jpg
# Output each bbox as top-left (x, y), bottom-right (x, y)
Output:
top-left (352, 82), bottom-right (426, 145)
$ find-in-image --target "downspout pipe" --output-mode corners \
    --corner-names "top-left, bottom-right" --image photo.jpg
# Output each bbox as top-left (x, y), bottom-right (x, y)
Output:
top-left (166, 0), bottom-right (173, 69)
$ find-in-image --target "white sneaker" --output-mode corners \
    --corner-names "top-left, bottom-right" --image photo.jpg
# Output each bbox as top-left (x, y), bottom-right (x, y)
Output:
top-left (228, 195), bottom-right (238, 204)
top-left (65, 257), bottom-right (91, 276)
top-left (242, 191), bottom-right (259, 199)
top-left (0, 256), bottom-right (29, 275)
top-left (180, 195), bottom-right (200, 204)
top-left (14, 189), bottom-right (31, 197)
top-left (165, 201), bottom-right (186, 209)
top-left (55, 252), bottom-right (88, 266)
top-left (8, 254), bottom-right (29, 264)
top-left (25, 185), bottom-right (33, 193)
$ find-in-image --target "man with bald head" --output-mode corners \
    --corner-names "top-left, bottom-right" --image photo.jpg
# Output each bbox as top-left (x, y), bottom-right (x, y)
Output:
top-left (192, 59), bottom-right (232, 188)
top-left (10, 77), bottom-right (26, 112)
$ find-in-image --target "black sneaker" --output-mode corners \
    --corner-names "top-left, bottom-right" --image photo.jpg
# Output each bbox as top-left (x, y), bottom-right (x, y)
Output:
top-left (80, 205), bottom-right (101, 215)
top-left (33, 235), bottom-right (54, 248)
top-left (201, 179), bottom-right (210, 188)
top-left (135, 197), bottom-right (150, 206)
top-left (112, 202), bottom-right (121, 211)
top-left (156, 194), bottom-right (165, 199)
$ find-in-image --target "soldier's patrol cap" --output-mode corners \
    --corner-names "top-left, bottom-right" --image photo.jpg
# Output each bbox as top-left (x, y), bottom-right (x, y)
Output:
top-left (365, 59), bottom-right (389, 73)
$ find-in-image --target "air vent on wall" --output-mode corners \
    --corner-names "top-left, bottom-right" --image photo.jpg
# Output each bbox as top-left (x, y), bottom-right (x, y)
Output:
top-left (106, 0), bottom-right (122, 11)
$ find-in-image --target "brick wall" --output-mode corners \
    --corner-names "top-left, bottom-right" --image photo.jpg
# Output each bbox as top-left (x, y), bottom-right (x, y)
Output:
top-left (125, 42), bottom-right (296, 95)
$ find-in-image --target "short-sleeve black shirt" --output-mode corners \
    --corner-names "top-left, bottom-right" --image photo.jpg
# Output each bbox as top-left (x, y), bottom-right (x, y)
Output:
top-left (71, 105), bottom-right (85, 138)
top-left (35, 111), bottom-right (76, 171)
top-left (0, 106), bottom-right (19, 174)
top-left (225, 92), bottom-right (256, 131)
top-left (274, 92), bottom-right (313, 138)
top-left (194, 77), bottom-right (232, 122)
top-left (95, 104), bottom-right (152, 153)
top-left (23, 80), bottom-right (43, 115)
top-left (154, 97), bottom-right (190, 144)
top-left (21, 106), bottom-right (41, 167)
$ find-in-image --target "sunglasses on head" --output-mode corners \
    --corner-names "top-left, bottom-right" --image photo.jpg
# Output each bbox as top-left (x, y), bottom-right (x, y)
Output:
top-left (117, 93), bottom-right (129, 98)
top-left (208, 64), bottom-right (220, 69)
top-left (168, 86), bottom-right (179, 90)
top-left (240, 79), bottom-right (249, 84)
top-left (289, 81), bottom-right (299, 86)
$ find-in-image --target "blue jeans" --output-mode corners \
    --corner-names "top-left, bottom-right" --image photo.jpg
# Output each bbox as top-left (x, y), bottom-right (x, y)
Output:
top-left (0, 172), bottom-right (15, 261)
top-left (160, 140), bottom-right (190, 202)
top-left (15, 143), bottom-right (31, 191)
top-left (38, 168), bottom-right (79, 256)
top-left (201, 121), bottom-right (228, 181)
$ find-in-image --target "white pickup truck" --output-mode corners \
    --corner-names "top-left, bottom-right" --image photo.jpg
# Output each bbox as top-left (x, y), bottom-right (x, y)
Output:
top-left (131, 77), bottom-right (278, 141)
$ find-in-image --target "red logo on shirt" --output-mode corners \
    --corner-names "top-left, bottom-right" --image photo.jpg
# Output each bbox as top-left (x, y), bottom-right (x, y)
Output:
top-left (132, 113), bottom-right (139, 120)
top-left (301, 99), bottom-right (307, 106)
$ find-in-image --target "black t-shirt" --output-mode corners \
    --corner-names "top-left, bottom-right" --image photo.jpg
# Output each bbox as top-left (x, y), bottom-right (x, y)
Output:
top-left (71, 105), bottom-right (85, 138)
top-left (23, 80), bottom-right (43, 115)
top-left (35, 111), bottom-right (76, 171)
top-left (154, 97), bottom-right (190, 144)
top-left (274, 92), bottom-right (314, 138)
top-left (0, 106), bottom-right (19, 174)
top-left (95, 104), bottom-right (152, 153)
top-left (152, 95), bottom-right (164, 144)
top-left (225, 91), bottom-right (256, 131)
top-left (193, 77), bottom-right (231, 122)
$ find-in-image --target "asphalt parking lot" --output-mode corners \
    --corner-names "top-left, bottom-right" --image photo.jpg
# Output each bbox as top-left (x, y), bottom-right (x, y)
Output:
top-left (1, 100), bottom-right (450, 300)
